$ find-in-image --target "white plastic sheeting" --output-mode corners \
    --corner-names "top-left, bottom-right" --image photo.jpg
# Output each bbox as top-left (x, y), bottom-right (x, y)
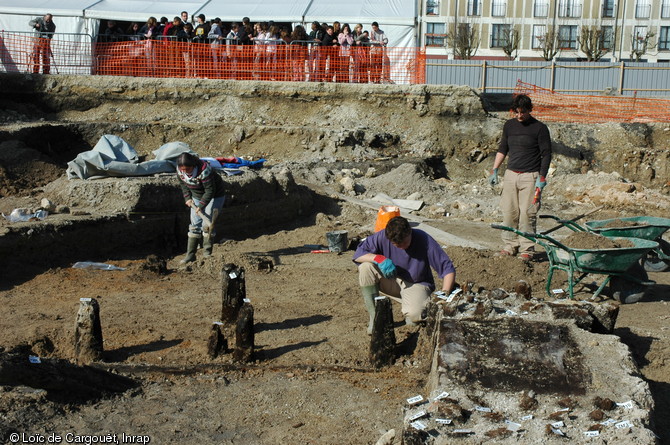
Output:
top-left (84, 0), bottom-right (209, 22)
top-left (196, 0), bottom-right (311, 23)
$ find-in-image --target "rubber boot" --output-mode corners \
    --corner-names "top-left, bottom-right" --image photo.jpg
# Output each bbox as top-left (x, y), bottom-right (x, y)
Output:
top-left (180, 234), bottom-right (200, 264)
top-left (360, 285), bottom-right (379, 335)
top-left (202, 233), bottom-right (213, 258)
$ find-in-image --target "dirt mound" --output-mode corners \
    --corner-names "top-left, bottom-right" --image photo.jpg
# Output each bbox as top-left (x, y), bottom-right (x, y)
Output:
top-left (563, 232), bottom-right (634, 249)
top-left (0, 141), bottom-right (63, 197)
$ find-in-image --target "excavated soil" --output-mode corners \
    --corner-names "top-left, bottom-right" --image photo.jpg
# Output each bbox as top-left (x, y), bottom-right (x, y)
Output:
top-left (0, 75), bottom-right (669, 444)
top-left (562, 232), bottom-right (635, 249)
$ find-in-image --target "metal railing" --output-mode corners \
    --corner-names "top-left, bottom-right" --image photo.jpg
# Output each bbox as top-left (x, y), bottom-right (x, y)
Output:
top-left (558, 1), bottom-right (582, 17)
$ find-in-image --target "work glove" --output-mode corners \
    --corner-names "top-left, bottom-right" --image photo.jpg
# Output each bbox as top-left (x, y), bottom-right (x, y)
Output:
top-left (535, 176), bottom-right (546, 190)
top-left (487, 168), bottom-right (499, 186)
top-left (373, 255), bottom-right (397, 279)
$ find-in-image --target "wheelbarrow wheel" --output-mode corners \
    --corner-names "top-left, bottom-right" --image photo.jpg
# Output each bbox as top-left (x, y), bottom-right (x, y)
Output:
top-left (642, 239), bottom-right (670, 273)
top-left (610, 263), bottom-right (649, 304)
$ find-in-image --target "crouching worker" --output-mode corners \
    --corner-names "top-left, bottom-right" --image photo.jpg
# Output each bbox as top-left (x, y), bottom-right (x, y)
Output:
top-left (353, 216), bottom-right (455, 334)
top-left (176, 153), bottom-right (226, 264)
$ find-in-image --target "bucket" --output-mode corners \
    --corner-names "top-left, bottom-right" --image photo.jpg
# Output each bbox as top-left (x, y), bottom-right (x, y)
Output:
top-left (374, 206), bottom-right (400, 232)
top-left (326, 230), bottom-right (349, 253)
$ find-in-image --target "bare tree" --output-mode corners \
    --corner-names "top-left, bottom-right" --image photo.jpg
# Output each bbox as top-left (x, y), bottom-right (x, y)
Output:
top-left (537, 26), bottom-right (560, 61)
top-left (500, 26), bottom-right (521, 60)
top-left (447, 21), bottom-right (479, 60)
top-left (579, 26), bottom-right (608, 61)
top-left (630, 30), bottom-right (656, 62)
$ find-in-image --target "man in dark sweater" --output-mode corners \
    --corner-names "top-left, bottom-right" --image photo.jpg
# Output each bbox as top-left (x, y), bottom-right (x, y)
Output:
top-left (488, 94), bottom-right (552, 260)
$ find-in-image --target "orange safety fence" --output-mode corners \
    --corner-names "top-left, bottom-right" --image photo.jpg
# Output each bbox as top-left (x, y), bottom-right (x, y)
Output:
top-left (515, 80), bottom-right (670, 123)
top-left (0, 31), bottom-right (93, 75)
top-left (93, 40), bottom-right (425, 84)
top-left (0, 31), bottom-right (425, 84)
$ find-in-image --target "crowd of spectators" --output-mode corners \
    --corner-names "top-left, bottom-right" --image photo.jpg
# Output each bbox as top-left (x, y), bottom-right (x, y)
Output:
top-left (97, 13), bottom-right (392, 83)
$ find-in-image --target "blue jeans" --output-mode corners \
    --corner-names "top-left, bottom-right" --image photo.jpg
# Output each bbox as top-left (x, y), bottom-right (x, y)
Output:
top-left (189, 196), bottom-right (225, 237)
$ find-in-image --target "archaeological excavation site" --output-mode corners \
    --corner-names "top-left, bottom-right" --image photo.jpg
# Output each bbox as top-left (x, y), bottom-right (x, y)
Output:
top-left (1, 73), bottom-right (670, 444)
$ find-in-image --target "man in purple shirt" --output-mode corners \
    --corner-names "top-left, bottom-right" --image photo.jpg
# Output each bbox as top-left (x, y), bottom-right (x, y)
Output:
top-left (353, 216), bottom-right (456, 334)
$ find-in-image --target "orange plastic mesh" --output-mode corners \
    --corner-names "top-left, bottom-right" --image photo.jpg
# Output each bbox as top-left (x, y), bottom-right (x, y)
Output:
top-left (93, 40), bottom-right (425, 84)
top-left (514, 80), bottom-right (670, 123)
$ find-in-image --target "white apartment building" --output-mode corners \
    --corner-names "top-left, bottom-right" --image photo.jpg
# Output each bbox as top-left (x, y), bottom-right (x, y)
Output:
top-left (419, 0), bottom-right (670, 62)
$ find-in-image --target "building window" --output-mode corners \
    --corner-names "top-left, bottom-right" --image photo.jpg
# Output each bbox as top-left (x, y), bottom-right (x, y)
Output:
top-left (559, 1), bottom-right (582, 17)
top-left (425, 23), bottom-right (446, 46)
top-left (602, 26), bottom-right (614, 49)
top-left (532, 25), bottom-right (546, 48)
top-left (602, 0), bottom-right (615, 17)
top-left (633, 26), bottom-right (648, 50)
top-left (558, 25), bottom-right (578, 49)
top-left (467, 0), bottom-right (482, 16)
top-left (660, 26), bottom-right (670, 50)
top-left (491, 24), bottom-right (511, 47)
top-left (662, 1), bottom-right (670, 19)
top-left (635, 0), bottom-right (650, 18)
top-left (492, 1), bottom-right (506, 16)
top-left (426, 0), bottom-right (439, 16)
top-left (534, 0), bottom-right (549, 17)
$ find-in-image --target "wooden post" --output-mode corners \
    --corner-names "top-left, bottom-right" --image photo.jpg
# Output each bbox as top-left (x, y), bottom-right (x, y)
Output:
top-left (74, 298), bottom-right (103, 364)
top-left (233, 302), bottom-right (254, 363)
top-left (221, 263), bottom-right (246, 323)
top-left (206, 322), bottom-right (227, 359)
top-left (369, 296), bottom-right (396, 369)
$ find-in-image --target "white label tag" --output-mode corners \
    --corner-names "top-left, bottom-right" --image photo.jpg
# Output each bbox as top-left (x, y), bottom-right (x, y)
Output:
top-left (557, 407), bottom-right (570, 412)
top-left (445, 288), bottom-right (462, 303)
top-left (552, 288), bottom-right (565, 294)
top-left (551, 421), bottom-right (565, 428)
top-left (435, 418), bottom-right (452, 425)
top-left (243, 298), bottom-right (251, 304)
top-left (409, 410), bottom-right (427, 421)
top-left (434, 291), bottom-right (446, 298)
top-left (600, 419), bottom-right (616, 426)
top-left (410, 421), bottom-right (427, 430)
top-left (229, 272), bottom-right (238, 279)
top-left (433, 391), bottom-right (450, 401)
top-left (504, 420), bottom-right (522, 431)
top-left (475, 406), bottom-right (492, 412)
top-left (616, 400), bottom-right (634, 409)
top-left (453, 429), bottom-right (473, 434)
top-left (615, 420), bottom-right (632, 429)
top-left (374, 296), bottom-right (387, 301)
top-left (407, 395), bottom-right (424, 405)
top-left (551, 427), bottom-right (565, 436)
top-left (505, 309), bottom-right (518, 316)
top-left (521, 415), bottom-right (534, 421)
top-left (584, 430), bottom-right (600, 437)
top-left (28, 355), bottom-right (41, 364)
top-left (213, 321), bottom-right (224, 325)
top-left (80, 297), bottom-right (92, 302)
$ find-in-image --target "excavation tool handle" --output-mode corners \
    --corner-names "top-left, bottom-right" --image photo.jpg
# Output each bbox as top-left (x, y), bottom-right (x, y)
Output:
top-left (539, 206), bottom-right (604, 235)
top-left (490, 224), bottom-right (571, 252)
top-left (189, 202), bottom-right (212, 226)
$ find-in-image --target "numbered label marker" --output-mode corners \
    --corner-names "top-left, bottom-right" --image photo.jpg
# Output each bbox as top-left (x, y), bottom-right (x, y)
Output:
top-left (410, 421), bottom-right (427, 430)
top-left (409, 411), bottom-right (427, 421)
top-left (80, 297), bottom-right (92, 302)
top-left (475, 406), bottom-right (492, 412)
top-left (584, 430), bottom-right (600, 437)
top-left (616, 401), bottom-right (634, 409)
top-left (433, 391), bottom-right (450, 401)
top-left (406, 395), bottom-right (424, 405)
top-left (435, 418), bottom-right (452, 425)
top-left (615, 420), bottom-right (632, 429)
top-left (229, 272), bottom-right (238, 279)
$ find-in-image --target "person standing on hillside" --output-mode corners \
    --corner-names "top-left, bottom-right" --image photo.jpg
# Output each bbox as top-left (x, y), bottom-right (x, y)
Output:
top-left (176, 153), bottom-right (226, 264)
top-left (353, 216), bottom-right (455, 334)
top-left (488, 94), bottom-right (552, 261)
top-left (29, 14), bottom-right (56, 74)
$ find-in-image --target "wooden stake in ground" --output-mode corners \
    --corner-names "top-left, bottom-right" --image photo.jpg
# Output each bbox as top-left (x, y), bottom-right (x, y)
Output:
top-left (233, 302), bottom-right (254, 362)
top-left (369, 296), bottom-right (396, 368)
top-left (206, 322), bottom-right (227, 359)
top-left (74, 298), bottom-right (104, 364)
top-left (221, 264), bottom-right (246, 323)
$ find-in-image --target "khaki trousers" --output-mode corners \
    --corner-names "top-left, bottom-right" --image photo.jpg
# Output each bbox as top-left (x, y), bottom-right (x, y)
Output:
top-left (501, 170), bottom-right (540, 253)
top-left (358, 262), bottom-right (430, 322)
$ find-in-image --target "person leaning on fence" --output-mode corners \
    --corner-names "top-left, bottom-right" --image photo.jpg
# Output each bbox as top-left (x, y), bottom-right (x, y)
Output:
top-left (29, 14), bottom-right (56, 74)
top-left (369, 22), bottom-right (388, 83)
top-left (102, 20), bottom-right (124, 42)
top-left (176, 153), bottom-right (226, 264)
top-left (353, 216), bottom-right (456, 334)
top-left (352, 25), bottom-right (370, 83)
top-left (208, 18), bottom-right (224, 76)
top-left (226, 23), bottom-right (243, 79)
top-left (308, 21), bottom-right (325, 82)
top-left (139, 17), bottom-right (159, 40)
top-left (290, 25), bottom-right (310, 81)
top-left (488, 94), bottom-right (552, 261)
top-left (321, 25), bottom-right (338, 82)
top-left (337, 24), bottom-right (354, 83)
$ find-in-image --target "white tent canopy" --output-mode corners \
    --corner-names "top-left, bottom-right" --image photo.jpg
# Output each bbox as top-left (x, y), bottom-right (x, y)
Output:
top-left (0, 0), bottom-right (416, 46)
top-left (84, 0), bottom-right (209, 22)
top-left (196, 0), bottom-right (311, 23)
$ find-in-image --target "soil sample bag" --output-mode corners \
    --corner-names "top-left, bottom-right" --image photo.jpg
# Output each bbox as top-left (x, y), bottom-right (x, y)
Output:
top-left (374, 206), bottom-right (400, 232)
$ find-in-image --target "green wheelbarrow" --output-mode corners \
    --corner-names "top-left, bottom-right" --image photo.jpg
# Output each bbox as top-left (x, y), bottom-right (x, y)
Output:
top-left (491, 224), bottom-right (658, 303)
top-left (540, 215), bottom-right (670, 272)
